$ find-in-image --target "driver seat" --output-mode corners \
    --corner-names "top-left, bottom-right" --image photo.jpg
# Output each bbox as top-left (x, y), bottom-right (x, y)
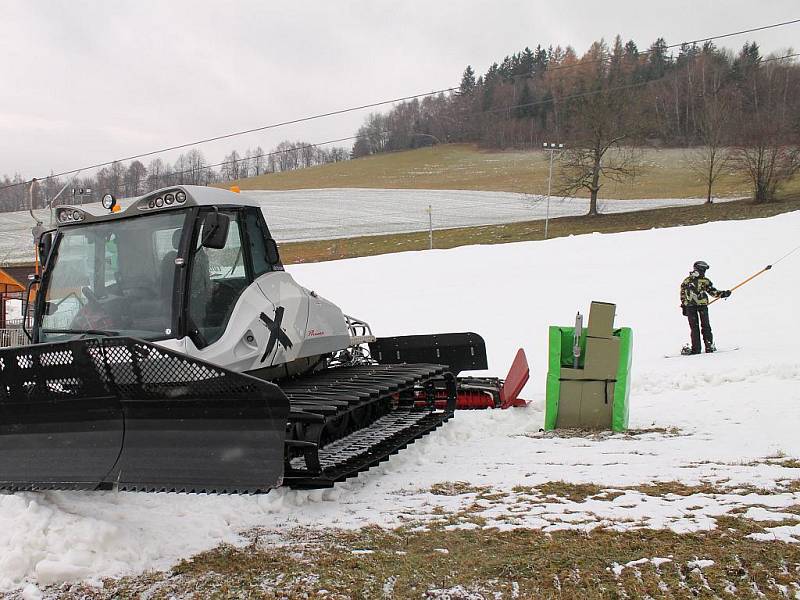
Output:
top-left (160, 228), bottom-right (182, 298)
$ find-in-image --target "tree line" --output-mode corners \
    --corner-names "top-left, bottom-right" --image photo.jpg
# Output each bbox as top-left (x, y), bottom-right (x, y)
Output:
top-left (0, 141), bottom-right (349, 213)
top-left (2, 35), bottom-right (798, 214)
top-left (353, 37), bottom-right (800, 209)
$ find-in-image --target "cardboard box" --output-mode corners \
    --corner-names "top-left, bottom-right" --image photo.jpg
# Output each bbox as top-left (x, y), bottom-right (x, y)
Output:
top-left (556, 381), bottom-right (583, 428)
top-left (559, 367), bottom-right (598, 380)
top-left (555, 380), bottom-right (615, 429)
top-left (579, 381), bottom-right (614, 429)
top-left (587, 302), bottom-right (616, 339)
top-left (583, 336), bottom-right (621, 379)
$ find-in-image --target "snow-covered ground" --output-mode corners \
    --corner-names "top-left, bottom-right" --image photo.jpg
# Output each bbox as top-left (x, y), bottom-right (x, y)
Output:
top-left (0, 188), bottom-right (734, 263)
top-left (1, 209), bottom-right (799, 594)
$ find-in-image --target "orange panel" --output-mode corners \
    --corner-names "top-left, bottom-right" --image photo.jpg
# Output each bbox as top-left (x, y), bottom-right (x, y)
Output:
top-left (0, 269), bottom-right (25, 292)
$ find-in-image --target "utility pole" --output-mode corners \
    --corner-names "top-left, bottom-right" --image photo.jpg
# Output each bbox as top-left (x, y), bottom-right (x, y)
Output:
top-left (542, 142), bottom-right (564, 240)
top-left (427, 204), bottom-right (433, 250)
top-left (71, 186), bottom-right (92, 206)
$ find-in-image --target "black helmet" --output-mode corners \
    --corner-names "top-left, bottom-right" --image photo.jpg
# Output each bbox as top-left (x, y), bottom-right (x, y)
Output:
top-left (693, 260), bottom-right (709, 274)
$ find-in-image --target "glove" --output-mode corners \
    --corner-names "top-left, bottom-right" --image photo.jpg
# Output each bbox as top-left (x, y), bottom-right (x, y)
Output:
top-left (681, 305), bottom-right (687, 316)
top-left (720, 290), bottom-right (732, 298)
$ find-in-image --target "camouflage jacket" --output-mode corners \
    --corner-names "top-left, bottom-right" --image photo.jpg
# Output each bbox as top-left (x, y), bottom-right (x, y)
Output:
top-left (680, 274), bottom-right (722, 306)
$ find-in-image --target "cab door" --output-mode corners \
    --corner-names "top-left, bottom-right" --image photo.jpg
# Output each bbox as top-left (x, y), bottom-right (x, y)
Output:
top-left (184, 209), bottom-right (275, 372)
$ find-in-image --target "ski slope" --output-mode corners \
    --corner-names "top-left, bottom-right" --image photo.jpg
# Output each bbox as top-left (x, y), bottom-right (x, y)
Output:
top-left (1, 210), bottom-right (799, 595)
top-left (0, 188), bottom-right (733, 264)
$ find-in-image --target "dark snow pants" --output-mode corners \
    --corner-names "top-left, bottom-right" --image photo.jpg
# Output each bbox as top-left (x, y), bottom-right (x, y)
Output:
top-left (686, 305), bottom-right (713, 354)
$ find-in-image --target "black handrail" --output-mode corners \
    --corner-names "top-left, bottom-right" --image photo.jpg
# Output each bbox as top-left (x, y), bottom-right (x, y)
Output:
top-left (21, 275), bottom-right (39, 342)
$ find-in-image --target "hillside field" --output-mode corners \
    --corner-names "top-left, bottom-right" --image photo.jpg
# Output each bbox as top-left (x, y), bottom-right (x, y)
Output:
top-left (228, 143), bottom-right (800, 200)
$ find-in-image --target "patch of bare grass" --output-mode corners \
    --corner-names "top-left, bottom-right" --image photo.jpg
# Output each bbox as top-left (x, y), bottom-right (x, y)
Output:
top-left (526, 426), bottom-right (685, 441)
top-left (513, 481), bottom-right (605, 503)
top-left (51, 518), bottom-right (800, 599)
top-left (426, 481), bottom-right (488, 496)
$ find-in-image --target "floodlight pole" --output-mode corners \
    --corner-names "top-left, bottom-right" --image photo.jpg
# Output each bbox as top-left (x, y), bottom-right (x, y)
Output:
top-left (542, 142), bottom-right (564, 240)
top-left (427, 204), bottom-right (433, 250)
top-left (71, 186), bottom-right (92, 206)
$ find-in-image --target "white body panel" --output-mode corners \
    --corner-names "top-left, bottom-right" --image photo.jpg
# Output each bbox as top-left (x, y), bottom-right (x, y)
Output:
top-left (177, 271), bottom-right (350, 374)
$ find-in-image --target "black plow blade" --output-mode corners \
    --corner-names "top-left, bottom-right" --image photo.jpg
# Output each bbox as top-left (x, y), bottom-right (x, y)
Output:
top-left (0, 337), bottom-right (289, 493)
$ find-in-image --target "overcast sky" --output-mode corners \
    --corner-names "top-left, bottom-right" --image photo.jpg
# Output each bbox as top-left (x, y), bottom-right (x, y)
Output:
top-left (2, 1), bottom-right (798, 178)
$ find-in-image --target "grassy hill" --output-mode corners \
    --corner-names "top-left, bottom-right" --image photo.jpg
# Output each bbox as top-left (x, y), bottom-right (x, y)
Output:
top-left (228, 143), bottom-right (798, 200)
top-left (222, 143), bottom-right (800, 265)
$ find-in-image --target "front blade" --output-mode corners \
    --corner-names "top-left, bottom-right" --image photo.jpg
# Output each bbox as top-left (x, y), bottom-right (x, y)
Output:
top-left (0, 337), bottom-right (289, 493)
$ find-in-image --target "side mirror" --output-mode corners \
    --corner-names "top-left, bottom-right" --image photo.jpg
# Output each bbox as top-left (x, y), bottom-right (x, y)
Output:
top-left (201, 212), bottom-right (230, 250)
top-left (266, 238), bottom-right (280, 265)
top-left (38, 231), bottom-right (54, 266)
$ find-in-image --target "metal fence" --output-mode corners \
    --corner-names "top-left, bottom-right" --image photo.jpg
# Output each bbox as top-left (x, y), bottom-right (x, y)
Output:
top-left (0, 328), bottom-right (27, 348)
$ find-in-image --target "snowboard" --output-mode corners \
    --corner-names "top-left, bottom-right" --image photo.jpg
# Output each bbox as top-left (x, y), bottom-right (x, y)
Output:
top-left (664, 347), bottom-right (740, 359)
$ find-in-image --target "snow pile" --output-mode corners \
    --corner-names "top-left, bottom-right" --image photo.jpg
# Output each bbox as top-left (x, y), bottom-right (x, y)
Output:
top-left (1, 209), bottom-right (800, 592)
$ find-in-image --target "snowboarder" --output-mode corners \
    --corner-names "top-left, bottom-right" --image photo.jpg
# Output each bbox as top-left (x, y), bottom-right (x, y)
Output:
top-left (680, 261), bottom-right (731, 354)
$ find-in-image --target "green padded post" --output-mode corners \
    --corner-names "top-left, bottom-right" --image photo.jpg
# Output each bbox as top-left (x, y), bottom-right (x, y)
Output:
top-left (545, 323), bottom-right (633, 432)
top-left (612, 327), bottom-right (633, 432)
top-left (545, 326), bottom-right (562, 430)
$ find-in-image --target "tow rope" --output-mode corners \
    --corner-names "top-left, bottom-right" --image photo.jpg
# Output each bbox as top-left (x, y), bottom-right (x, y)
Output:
top-left (710, 242), bottom-right (800, 304)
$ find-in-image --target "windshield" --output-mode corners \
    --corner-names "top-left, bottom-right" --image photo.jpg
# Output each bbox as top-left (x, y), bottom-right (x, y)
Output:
top-left (39, 210), bottom-right (189, 342)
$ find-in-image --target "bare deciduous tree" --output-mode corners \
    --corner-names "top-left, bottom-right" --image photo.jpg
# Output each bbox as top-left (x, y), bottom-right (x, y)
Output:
top-left (124, 160), bottom-right (147, 196)
top-left (687, 87), bottom-right (734, 204)
top-left (185, 149), bottom-right (207, 185)
top-left (733, 59), bottom-right (800, 202)
top-left (557, 81), bottom-right (642, 215)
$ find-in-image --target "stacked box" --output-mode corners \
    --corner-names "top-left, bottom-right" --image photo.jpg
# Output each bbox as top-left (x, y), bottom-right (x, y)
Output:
top-left (545, 302), bottom-right (632, 432)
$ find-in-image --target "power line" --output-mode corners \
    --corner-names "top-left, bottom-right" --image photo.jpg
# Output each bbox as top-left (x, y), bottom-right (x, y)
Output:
top-left (121, 50), bottom-right (800, 189)
top-left (673, 18), bottom-right (800, 49)
top-left (509, 18), bottom-right (800, 78)
top-left (3, 19), bottom-right (799, 193)
top-left (11, 50), bottom-right (800, 196)
top-left (147, 135), bottom-right (363, 186)
top-left (0, 86), bottom-right (456, 191)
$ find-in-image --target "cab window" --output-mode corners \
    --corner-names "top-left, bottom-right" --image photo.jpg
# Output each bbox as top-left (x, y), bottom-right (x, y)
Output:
top-left (188, 210), bottom-right (250, 346)
top-left (245, 209), bottom-right (271, 278)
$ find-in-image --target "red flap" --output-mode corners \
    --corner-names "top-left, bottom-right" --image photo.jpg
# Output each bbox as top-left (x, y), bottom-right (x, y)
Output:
top-left (499, 348), bottom-right (530, 409)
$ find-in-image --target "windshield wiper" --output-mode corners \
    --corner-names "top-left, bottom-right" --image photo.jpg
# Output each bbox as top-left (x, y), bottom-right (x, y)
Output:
top-left (41, 328), bottom-right (119, 337)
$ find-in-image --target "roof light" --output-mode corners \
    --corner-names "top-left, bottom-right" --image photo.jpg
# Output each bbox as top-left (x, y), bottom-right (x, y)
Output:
top-left (155, 197), bottom-right (164, 207)
top-left (101, 193), bottom-right (117, 211)
top-left (175, 191), bottom-right (187, 203)
top-left (56, 208), bottom-right (84, 223)
top-left (164, 193), bottom-right (175, 205)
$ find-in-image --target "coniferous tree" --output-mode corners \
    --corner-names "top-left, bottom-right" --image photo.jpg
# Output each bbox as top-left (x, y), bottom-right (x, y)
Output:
top-left (458, 66), bottom-right (476, 96)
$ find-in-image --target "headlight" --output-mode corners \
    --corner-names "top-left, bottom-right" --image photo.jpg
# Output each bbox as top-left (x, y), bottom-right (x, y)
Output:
top-left (72, 210), bottom-right (82, 221)
top-left (164, 193), bottom-right (174, 205)
top-left (155, 197), bottom-right (164, 207)
top-left (101, 193), bottom-right (116, 210)
top-left (175, 191), bottom-right (186, 203)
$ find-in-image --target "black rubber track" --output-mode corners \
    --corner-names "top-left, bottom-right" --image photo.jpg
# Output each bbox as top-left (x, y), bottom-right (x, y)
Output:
top-left (281, 363), bottom-right (456, 488)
